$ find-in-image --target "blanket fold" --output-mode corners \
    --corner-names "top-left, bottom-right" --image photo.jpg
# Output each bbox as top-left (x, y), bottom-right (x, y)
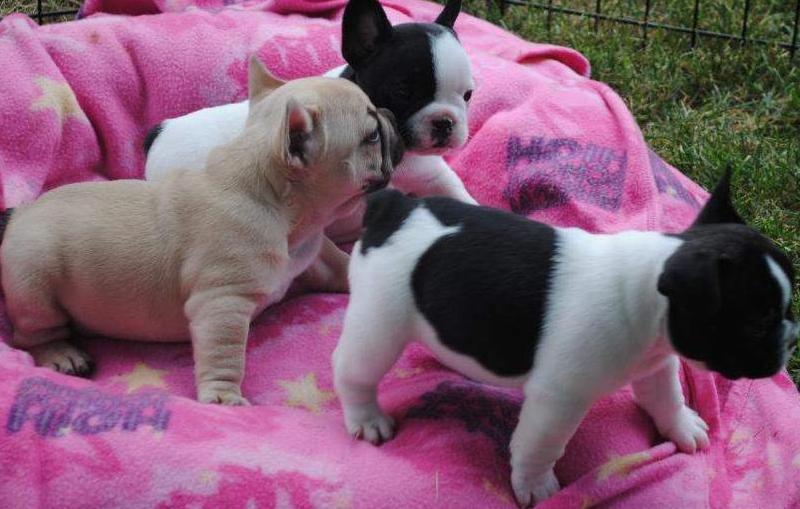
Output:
top-left (0, 1), bottom-right (797, 507)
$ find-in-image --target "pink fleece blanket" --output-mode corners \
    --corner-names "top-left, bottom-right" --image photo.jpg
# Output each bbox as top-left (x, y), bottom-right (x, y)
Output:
top-left (1, 1), bottom-right (798, 507)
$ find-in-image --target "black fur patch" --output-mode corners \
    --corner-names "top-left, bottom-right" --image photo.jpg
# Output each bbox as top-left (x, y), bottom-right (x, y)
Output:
top-left (346, 24), bottom-right (442, 148)
top-left (360, 189), bottom-right (418, 254)
top-left (340, 0), bottom-right (465, 149)
top-left (410, 195), bottom-right (557, 377)
top-left (143, 123), bottom-right (163, 154)
top-left (0, 208), bottom-right (13, 242)
top-left (660, 167), bottom-right (796, 380)
top-left (662, 224), bottom-right (795, 379)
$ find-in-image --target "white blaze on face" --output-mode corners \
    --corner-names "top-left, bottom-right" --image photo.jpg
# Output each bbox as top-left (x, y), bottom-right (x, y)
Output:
top-left (407, 31), bottom-right (474, 154)
top-left (766, 255), bottom-right (798, 353)
top-left (766, 255), bottom-right (792, 312)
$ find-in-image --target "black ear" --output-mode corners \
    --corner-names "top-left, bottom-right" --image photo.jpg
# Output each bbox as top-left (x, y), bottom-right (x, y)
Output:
top-left (341, 0), bottom-right (393, 69)
top-left (434, 0), bottom-right (461, 28)
top-left (658, 248), bottom-right (722, 313)
top-left (692, 165), bottom-right (745, 227)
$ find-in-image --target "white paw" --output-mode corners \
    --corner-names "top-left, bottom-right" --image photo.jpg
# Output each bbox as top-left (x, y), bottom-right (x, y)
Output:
top-left (198, 385), bottom-right (250, 406)
top-left (344, 405), bottom-right (395, 445)
top-left (511, 468), bottom-right (560, 508)
top-left (660, 405), bottom-right (709, 453)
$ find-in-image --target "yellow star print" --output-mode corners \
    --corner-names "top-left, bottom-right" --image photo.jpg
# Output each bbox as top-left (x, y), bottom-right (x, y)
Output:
top-left (597, 451), bottom-right (651, 481)
top-left (119, 362), bottom-right (168, 393)
top-left (330, 492), bottom-right (352, 509)
top-left (278, 372), bottom-right (336, 413)
top-left (197, 470), bottom-right (218, 487)
top-left (30, 76), bottom-right (88, 124)
top-left (393, 367), bottom-right (424, 379)
top-left (482, 478), bottom-right (512, 504)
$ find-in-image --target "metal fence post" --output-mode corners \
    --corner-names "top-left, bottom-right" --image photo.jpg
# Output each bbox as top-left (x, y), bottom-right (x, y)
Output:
top-left (594, 0), bottom-right (602, 32)
top-left (691, 0), bottom-right (701, 48)
top-left (642, 0), bottom-right (652, 48)
top-left (741, 0), bottom-right (751, 45)
top-left (792, 0), bottom-right (800, 59)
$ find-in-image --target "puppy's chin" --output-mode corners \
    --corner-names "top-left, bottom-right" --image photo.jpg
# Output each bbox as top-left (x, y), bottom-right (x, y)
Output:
top-left (408, 145), bottom-right (451, 157)
top-left (705, 358), bottom-right (785, 380)
top-left (332, 194), bottom-right (366, 220)
top-left (681, 358), bottom-right (709, 373)
top-left (408, 135), bottom-right (467, 156)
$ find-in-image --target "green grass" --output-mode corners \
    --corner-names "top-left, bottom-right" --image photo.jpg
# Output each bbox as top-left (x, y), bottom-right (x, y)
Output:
top-left (2, 0), bottom-right (799, 383)
top-left (0, 0), bottom-right (81, 23)
top-left (462, 0), bottom-right (800, 385)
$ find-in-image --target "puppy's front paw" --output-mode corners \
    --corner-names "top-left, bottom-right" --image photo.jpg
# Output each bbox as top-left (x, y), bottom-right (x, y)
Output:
top-left (511, 468), bottom-right (560, 508)
top-left (660, 406), bottom-right (709, 454)
top-left (198, 384), bottom-right (250, 406)
top-left (344, 405), bottom-right (395, 445)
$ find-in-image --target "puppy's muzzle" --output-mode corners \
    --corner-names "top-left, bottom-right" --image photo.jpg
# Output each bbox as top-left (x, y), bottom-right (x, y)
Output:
top-left (364, 177), bottom-right (390, 193)
top-left (431, 116), bottom-right (455, 147)
top-left (361, 110), bottom-right (402, 195)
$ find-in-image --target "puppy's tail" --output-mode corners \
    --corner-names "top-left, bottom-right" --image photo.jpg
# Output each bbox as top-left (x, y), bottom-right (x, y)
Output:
top-left (0, 208), bottom-right (14, 243)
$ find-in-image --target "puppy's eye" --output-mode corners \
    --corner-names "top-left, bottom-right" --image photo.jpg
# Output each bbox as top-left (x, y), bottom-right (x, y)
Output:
top-left (364, 128), bottom-right (380, 145)
top-left (463, 90), bottom-right (473, 102)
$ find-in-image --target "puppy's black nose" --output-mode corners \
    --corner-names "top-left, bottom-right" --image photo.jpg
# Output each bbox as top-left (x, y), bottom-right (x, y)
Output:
top-left (432, 117), bottom-right (454, 137)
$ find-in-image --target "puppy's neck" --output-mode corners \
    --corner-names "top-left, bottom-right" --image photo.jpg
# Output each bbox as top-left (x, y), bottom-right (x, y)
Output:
top-left (205, 133), bottom-right (339, 248)
top-left (575, 230), bottom-right (683, 344)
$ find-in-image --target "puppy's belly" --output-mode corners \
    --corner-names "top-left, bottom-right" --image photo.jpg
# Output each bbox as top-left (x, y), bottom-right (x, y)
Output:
top-left (414, 316), bottom-right (529, 388)
top-left (64, 296), bottom-right (189, 342)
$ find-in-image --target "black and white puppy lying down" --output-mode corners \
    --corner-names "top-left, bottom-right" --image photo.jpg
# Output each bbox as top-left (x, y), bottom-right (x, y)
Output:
top-left (145, 0), bottom-right (476, 241)
top-left (332, 168), bottom-right (798, 507)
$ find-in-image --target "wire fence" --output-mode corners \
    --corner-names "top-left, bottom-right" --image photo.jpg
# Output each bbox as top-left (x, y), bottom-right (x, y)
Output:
top-left (31, 4), bottom-right (79, 24)
top-left (1, 0), bottom-right (81, 23)
top-left (4, 1), bottom-right (800, 60)
top-left (495, 0), bottom-right (800, 58)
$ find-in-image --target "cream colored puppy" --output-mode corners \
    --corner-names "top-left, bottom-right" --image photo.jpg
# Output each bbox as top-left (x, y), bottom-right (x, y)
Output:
top-left (0, 57), bottom-right (403, 405)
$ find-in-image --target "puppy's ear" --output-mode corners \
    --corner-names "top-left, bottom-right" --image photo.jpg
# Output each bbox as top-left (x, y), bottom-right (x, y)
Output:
top-left (248, 55), bottom-right (285, 108)
top-left (342, 0), bottom-right (393, 69)
top-left (692, 164), bottom-right (745, 227)
top-left (435, 0), bottom-right (461, 29)
top-left (658, 248), bottom-right (723, 314)
top-left (283, 98), bottom-right (320, 178)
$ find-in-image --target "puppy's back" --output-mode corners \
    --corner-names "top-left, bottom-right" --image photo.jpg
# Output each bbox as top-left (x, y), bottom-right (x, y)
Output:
top-left (356, 191), bottom-right (558, 377)
top-left (2, 180), bottom-right (177, 299)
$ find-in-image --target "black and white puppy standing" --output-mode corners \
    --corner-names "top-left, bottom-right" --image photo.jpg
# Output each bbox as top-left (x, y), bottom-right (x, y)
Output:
top-left (332, 169), bottom-right (798, 507)
top-left (145, 0), bottom-right (476, 241)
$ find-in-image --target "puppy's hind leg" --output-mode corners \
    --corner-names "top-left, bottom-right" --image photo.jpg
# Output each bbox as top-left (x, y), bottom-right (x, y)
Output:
top-left (5, 277), bottom-right (93, 377)
top-left (332, 289), bottom-right (410, 444)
